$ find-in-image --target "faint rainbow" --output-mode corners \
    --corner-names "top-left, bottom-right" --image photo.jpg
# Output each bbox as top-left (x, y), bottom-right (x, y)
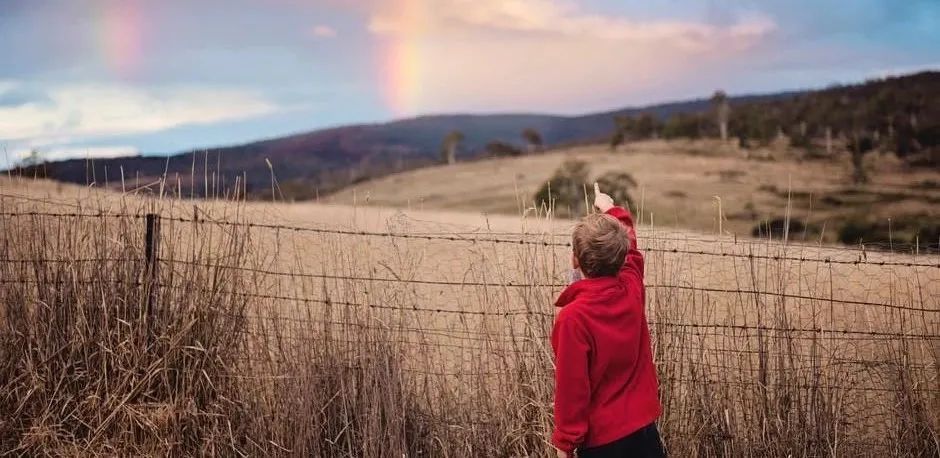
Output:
top-left (380, 0), bottom-right (426, 116)
top-left (98, 1), bottom-right (144, 78)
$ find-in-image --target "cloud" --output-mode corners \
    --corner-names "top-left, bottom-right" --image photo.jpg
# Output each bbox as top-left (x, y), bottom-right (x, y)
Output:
top-left (0, 83), bottom-right (278, 146)
top-left (368, 0), bottom-right (775, 51)
top-left (1, 145), bottom-right (139, 170)
top-left (12, 146), bottom-right (139, 163)
top-left (310, 24), bottom-right (337, 38)
top-left (366, 0), bottom-right (777, 114)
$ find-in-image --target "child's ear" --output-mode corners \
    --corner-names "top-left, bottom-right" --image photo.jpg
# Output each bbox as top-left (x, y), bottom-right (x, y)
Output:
top-left (571, 252), bottom-right (580, 270)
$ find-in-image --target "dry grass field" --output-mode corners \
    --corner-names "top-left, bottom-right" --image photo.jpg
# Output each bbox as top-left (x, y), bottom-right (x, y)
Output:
top-left (328, 140), bottom-right (940, 242)
top-left (1, 175), bottom-right (938, 456)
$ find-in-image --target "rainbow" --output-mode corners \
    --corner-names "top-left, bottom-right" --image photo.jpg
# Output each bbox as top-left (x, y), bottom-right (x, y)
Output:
top-left (98, 2), bottom-right (144, 78)
top-left (379, 0), bottom-right (428, 116)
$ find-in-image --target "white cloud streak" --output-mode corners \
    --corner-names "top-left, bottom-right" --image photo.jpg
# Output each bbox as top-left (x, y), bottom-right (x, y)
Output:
top-left (1, 145), bottom-right (139, 170)
top-left (12, 146), bottom-right (139, 162)
top-left (0, 83), bottom-right (278, 145)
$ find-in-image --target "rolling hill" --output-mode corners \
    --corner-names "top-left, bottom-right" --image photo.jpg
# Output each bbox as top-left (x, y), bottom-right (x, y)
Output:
top-left (326, 139), bottom-right (940, 246)
top-left (9, 94), bottom-right (794, 198)
top-left (9, 70), bottom-right (938, 200)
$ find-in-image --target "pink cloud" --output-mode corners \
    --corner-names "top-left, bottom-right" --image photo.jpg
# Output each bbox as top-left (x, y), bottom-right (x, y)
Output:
top-left (366, 0), bottom-right (777, 114)
top-left (310, 25), bottom-right (338, 38)
top-left (369, 0), bottom-right (775, 51)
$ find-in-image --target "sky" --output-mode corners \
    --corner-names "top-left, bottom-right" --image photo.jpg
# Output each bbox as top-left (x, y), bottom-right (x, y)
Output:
top-left (1, 0), bottom-right (938, 168)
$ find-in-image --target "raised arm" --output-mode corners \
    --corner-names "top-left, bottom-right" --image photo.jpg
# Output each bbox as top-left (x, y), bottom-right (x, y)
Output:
top-left (594, 183), bottom-right (644, 277)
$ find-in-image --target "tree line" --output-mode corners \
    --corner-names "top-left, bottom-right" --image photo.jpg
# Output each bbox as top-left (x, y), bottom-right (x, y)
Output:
top-left (439, 72), bottom-right (938, 183)
top-left (439, 128), bottom-right (544, 164)
top-left (608, 71), bottom-right (939, 182)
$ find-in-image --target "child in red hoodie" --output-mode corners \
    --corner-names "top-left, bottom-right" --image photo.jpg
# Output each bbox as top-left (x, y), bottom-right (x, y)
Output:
top-left (551, 183), bottom-right (664, 458)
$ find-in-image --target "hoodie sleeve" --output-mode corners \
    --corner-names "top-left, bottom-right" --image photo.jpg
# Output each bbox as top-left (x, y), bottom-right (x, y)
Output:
top-left (551, 310), bottom-right (592, 453)
top-left (605, 206), bottom-right (644, 279)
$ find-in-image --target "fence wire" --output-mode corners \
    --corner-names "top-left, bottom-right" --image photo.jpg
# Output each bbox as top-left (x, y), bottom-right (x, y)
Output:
top-left (2, 203), bottom-right (939, 455)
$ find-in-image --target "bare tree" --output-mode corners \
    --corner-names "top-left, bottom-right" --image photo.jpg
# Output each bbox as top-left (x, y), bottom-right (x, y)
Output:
top-left (440, 130), bottom-right (464, 165)
top-left (711, 90), bottom-right (731, 142)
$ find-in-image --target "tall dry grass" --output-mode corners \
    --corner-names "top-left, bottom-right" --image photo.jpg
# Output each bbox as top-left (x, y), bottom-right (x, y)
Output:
top-left (1, 187), bottom-right (938, 456)
top-left (0, 207), bottom-right (250, 455)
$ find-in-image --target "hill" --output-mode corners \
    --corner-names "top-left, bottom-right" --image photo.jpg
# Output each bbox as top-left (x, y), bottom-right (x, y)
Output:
top-left (9, 71), bottom-right (938, 199)
top-left (7, 94), bottom-right (793, 199)
top-left (326, 139), bottom-right (940, 247)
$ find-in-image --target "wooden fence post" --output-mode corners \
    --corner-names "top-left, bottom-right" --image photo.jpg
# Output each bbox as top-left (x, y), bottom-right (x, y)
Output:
top-left (144, 213), bottom-right (160, 321)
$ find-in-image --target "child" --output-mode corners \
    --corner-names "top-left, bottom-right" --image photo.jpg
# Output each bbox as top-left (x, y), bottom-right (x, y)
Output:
top-left (551, 183), bottom-right (664, 458)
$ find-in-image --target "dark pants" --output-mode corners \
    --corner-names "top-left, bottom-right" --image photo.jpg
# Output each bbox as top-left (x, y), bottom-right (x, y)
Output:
top-left (578, 423), bottom-right (666, 458)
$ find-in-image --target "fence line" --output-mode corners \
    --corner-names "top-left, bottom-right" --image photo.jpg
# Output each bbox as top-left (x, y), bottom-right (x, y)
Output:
top-left (3, 209), bottom-right (938, 268)
top-left (3, 189), bottom-right (936, 249)
top-left (5, 271), bottom-right (935, 321)
top-left (3, 211), bottom-right (937, 346)
top-left (3, 205), bottom-right (939, 454)
top-left (3, 275), bottom-right (937, 341)
top-left (136, 258), bottom-right (940, 314)
top-left (7, 260), bottom-right (933, 314)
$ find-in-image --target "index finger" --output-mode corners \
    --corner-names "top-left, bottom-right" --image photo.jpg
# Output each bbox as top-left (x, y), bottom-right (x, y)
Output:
top-left (593, 182), bottom-right (600, 195)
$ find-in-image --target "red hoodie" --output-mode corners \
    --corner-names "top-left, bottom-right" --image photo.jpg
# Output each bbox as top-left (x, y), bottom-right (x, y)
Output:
top-left (551, 206), bottom-right (661, 454)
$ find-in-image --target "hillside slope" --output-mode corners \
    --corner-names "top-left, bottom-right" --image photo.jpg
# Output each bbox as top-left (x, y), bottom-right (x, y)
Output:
top-left (326, 139), bottom-right (940, 244)
top-left (10, 94), bottom-right (793, 197)
top-left (12, 71), bottom-right (938, 201)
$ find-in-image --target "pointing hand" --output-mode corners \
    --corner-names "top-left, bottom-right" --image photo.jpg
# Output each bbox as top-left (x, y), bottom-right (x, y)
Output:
top-left (594, 182), bottom-right (614, 213)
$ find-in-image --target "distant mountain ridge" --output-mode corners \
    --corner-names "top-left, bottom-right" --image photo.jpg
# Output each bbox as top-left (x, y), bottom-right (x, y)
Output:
top-left (10, 72), bottom-right (932, 198)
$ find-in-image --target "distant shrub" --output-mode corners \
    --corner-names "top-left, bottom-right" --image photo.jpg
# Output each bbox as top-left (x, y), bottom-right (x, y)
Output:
top-left (609, 128), bottom-right (627, 151)
top-left (533, 160), bottom-right (590, 217)
top-left (534, 163), bottom-right (638, 218)
top-left (594, 171), bottom-right (637, 212)
top-left (737, 132), bottom-right (750, 149)
top-left (610, 113), bottom-right (661, 150)
top-left (838, 219), bottom-right (884, 246)
top-left (847, 133), bottom-right (876, 184)
top-left (803, 145), bottom-right (829, 159)
top-left (789, 133), bottom-right (812, 149)
top-left (899, 216), bottom-right (940, 252)
top-left (836, 218), bottom-right (938, 250)
top-left (913, 224), bottom-right (940, 245)
top-left (915, 122), bottom-right (940, 149)
top-left (662, 113), bottom-right (703, 139)
top-left (914, 179), bottom-right (940, 190)
top-left (485, 141), bottom-right (523, 158)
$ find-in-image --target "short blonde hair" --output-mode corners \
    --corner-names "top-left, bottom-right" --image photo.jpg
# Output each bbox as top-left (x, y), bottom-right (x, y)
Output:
top-left (572, 213), bottom-right (629, 278)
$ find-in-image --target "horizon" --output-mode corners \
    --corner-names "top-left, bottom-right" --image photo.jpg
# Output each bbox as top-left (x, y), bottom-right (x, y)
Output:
top-left (1, 0), bottom-right (939, 168)
top-left (7, 69), bottom-right (930, 165)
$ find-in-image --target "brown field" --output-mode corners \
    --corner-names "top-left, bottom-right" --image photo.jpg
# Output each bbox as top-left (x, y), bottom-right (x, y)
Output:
top-left (1, 175), bottom-right (938, 456)
top-left (328, 139), bottom-right (940, 241)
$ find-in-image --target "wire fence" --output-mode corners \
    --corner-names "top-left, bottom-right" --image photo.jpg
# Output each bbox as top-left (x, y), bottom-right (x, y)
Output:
top-left (4, 209), bottom-right (939, 267)
top-left (4, 208), bottom-right (939, 355)
top-left (2, 203), bottom-right (939, 454)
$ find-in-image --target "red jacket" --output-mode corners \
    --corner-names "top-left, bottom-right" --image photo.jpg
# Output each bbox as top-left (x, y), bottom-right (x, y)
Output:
top-left (551, 206), bottom-right (661, 454)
